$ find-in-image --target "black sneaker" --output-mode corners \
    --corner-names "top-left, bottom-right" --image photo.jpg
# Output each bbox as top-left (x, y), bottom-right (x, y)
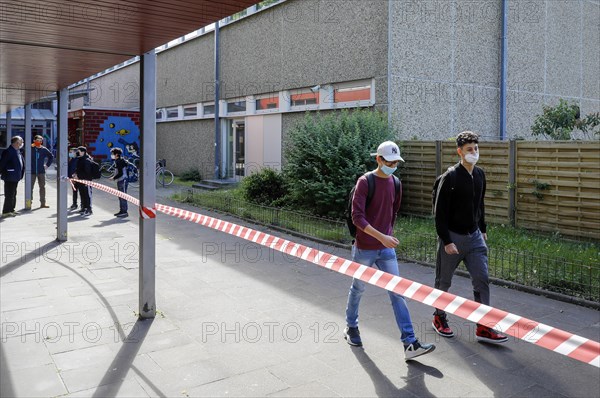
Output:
top-left (343, 326), bottom-right (362, 347)
top-left (114, 212), bottom-right (121, 216)
top-left (432, 313), bottom-right (454, 337)
top-left (404, 340), bottom-right (435, 361)
top-left (115, 212), bottom-right (128, 218)
top-left (69, 204), bottom-right (78, 211)
top-left (82, 209), bottom-right (93, 216)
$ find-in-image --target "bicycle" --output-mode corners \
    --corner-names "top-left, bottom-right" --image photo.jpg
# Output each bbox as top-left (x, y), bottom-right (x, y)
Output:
top-left (156, 159), bottom-right (174, 187)
top-left (100, 161), bottom-right (115, 178)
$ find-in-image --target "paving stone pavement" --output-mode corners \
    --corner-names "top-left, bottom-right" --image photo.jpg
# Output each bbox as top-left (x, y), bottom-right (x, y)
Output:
top-left (1, 171), bottom-right (599, 397)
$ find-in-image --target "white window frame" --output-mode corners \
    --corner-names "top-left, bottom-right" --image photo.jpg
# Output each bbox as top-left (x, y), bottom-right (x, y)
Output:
top-left (289, 88), bottom-right (320, 111)
top-left (156, 108), bottom-right (164, 122)
top-left (255, 93), bottom-right (280, 114)
top-left (165, 107), bottom-right (179, 119)
top-left (202, 102), bottom-right (215, 118)
top-left (183, 103), bottom-right (199, 119)
top-left (226, 98), bottom-right (247, 116)
top-left (332, 79), bottom-right (375, 108)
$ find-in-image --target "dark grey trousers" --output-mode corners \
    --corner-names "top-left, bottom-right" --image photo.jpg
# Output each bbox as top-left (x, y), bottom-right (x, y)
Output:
top-left (434, 229), bottom-right (490, 316)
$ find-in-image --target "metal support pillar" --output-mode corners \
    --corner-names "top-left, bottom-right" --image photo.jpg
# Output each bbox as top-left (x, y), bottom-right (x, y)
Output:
top-left (24, 105), bottom-right (32, 209)
top-left (139, 49), bottom-right (157, 319)
top-left (6, 110), bottom-right (12, 149)
top-left (57, 88), bottom-right (68, 241)
top-left (214, 20), bottom-right (221, 179)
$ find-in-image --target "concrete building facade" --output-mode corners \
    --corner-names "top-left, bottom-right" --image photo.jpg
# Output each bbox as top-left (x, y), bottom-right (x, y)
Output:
top-left (63, 0), bottom-right (599, 176)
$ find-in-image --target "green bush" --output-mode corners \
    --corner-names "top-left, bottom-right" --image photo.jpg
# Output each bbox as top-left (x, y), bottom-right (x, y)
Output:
top-left (241, 168), bottom-right (288, 206)
top-left (283, 109), bottom-right (395, 218)
top-left (531, 99), bottom-right (600, 140)
top-left (179, 168), bottom-right (202, 181)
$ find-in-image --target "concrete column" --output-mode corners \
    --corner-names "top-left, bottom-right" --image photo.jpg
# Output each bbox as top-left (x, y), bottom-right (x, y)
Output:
top-left (57, 89), bottom-right (68, 241)
top-left (139, 49), bottom-right (157, 319)
top-left (24, 105), bottom-right (32, 209)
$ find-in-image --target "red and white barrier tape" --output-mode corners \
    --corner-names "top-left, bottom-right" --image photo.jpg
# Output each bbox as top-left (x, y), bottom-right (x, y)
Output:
top-left (69, 179), bottom-right (600, 368)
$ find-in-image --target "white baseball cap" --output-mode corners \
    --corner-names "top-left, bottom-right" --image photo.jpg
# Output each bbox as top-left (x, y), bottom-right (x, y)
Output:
top-left (370, 141), bottom-right (404, 162)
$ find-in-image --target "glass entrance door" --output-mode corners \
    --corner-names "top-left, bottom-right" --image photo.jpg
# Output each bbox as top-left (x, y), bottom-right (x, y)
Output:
top-left (234, 121), bottom-right (245, 177)
top-left (221, 119), bottom-right (245, 179)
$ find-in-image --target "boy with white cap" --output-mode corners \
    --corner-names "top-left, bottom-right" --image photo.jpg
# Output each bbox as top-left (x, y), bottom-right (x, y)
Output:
top-left (344, 141), bottom-right (435, 361)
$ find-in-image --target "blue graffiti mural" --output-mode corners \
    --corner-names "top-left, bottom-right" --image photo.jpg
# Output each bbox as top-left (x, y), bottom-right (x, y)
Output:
top-left (93, 116), bottom-right (140, 160)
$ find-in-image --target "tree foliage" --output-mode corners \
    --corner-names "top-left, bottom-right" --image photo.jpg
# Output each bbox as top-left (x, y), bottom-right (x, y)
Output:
top-left (283, 109), bottom-right (395, 218)
top-left (531, 99), bottom-right (600, 140)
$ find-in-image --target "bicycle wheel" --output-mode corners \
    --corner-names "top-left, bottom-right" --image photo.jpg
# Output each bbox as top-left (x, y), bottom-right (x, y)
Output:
top-left (156, 169), bottom-right (174, 187)
top-left (100, 162), bottom-right (114, 178)
top-left (128, 165), bottom-right (139, 188)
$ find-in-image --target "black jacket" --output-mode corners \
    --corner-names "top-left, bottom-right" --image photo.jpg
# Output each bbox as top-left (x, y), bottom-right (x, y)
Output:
top-left (75, 155), bottom-right (93, 180)
top-left (0, 146), bottom-right (25, 182)
top-left (435, 162), bottom-right (487, 245)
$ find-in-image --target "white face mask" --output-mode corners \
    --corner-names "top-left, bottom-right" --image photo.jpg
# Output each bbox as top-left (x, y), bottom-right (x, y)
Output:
top-left (464, 152), bottom-right (479, 165)
top-left (111, 155), bottom-right (116, 160)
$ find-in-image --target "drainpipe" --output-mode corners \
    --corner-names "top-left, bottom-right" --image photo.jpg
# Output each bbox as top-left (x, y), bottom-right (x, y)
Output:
top-left (499, 0), bottom-right (508, 140)
top-left (214, 20), bottom-right (221, 179)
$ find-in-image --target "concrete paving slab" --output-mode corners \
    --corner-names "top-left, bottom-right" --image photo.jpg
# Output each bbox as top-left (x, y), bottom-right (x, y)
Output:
top-left (1, 174), bottom-right (599, 397)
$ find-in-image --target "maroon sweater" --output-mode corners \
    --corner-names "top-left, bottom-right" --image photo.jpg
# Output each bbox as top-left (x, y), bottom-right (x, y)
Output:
top-left (351, 173), bottom-right (402, 250)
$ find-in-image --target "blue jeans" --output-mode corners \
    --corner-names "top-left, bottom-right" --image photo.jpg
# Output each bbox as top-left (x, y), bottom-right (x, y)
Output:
top-left (345, 246), bottom-right (416, 345)
top-left (117, 179), bottom-right (128, 213)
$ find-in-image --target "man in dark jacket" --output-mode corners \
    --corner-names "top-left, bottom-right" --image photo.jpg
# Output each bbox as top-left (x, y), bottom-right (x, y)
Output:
top-left (67, 147), bottom-right (79, 210)
top-left (0, 136), bottom-right (25, 217)
top-left (432, 131), bottom-right (508, 344)
top-left (110, 147), bottom-right (129, 218)
top-left (31, 135), bottom-right (54, 208)
top-left (74, 146), bottom-right (93, 216)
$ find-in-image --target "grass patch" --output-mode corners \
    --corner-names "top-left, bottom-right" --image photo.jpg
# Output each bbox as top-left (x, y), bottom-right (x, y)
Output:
top-left (172, 187), bottom-right (600, 302)
top-left (172, 177), bottom-right (198, 187)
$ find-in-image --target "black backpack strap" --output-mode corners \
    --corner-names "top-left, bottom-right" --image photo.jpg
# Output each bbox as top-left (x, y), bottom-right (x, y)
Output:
top-left (365, 172), bottom-right (376, 209)
top-left (392, 175), bottom-right (401, 197)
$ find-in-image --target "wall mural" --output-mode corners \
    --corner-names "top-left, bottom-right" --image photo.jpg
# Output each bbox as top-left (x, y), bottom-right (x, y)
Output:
top-left (93, 116), bottom-right (140, 160)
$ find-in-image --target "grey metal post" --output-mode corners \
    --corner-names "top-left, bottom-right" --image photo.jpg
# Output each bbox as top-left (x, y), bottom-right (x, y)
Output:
top-left (57, 88), bottom-right (68, 241)
top-left (214, 20), bottom-right (221, 179)
top-left (508, 140), bottom-right (516, 227)
top-left (499, 0), bottom-right (509, 140)
top-left (435, 140), bottom-right (442, 176)
top-left (6, 110), bottom-right (12, 151)
top-left (139, 49), bottom-right (157, 319)
top-left (24, 105), bottom-right (32, 209)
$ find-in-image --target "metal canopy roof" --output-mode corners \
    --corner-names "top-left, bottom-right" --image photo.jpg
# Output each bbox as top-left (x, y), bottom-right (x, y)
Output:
top-left (0, 0), bottom-right (257, 114)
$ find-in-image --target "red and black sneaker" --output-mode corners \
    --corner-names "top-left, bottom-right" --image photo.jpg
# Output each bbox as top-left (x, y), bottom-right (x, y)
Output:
top-left (476, 324), bottom-right (508, 344)
top-left (432, 314), bottom-right (454, 337)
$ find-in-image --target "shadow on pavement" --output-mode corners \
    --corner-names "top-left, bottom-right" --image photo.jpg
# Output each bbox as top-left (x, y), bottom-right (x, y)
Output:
top-left (0, 240), bottom-right (62, 278)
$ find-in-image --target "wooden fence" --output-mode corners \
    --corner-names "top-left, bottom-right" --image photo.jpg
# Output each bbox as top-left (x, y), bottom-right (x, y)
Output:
top-left (399, 140), bottom-right (600, 240)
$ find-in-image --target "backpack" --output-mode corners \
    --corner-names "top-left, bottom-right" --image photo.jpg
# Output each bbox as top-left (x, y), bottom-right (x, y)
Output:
top-left (90, 159), bottom-right (102, 180)
top-left (432, 163), bottom-right (460, 215)
top-left (346, 172), bottom-right (401, 237)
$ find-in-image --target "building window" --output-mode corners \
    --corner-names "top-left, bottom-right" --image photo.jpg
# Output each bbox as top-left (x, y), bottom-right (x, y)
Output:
top-left (291, 91), bottom-right (319, 107)
top-left (256, 96), bottom-right (279, 110)
top-left (227, 100), bottom-right (246, 113)
top-left (156, 109), bottom-right (163, 120)
top-left (203, 104), bottom-right (215, 116)
top-left (183, 105), bottom-right (197, 117)
top-left (334, 81), bottom-right (371, 103)
top-left (166, 107), bottom-right (179, 119)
